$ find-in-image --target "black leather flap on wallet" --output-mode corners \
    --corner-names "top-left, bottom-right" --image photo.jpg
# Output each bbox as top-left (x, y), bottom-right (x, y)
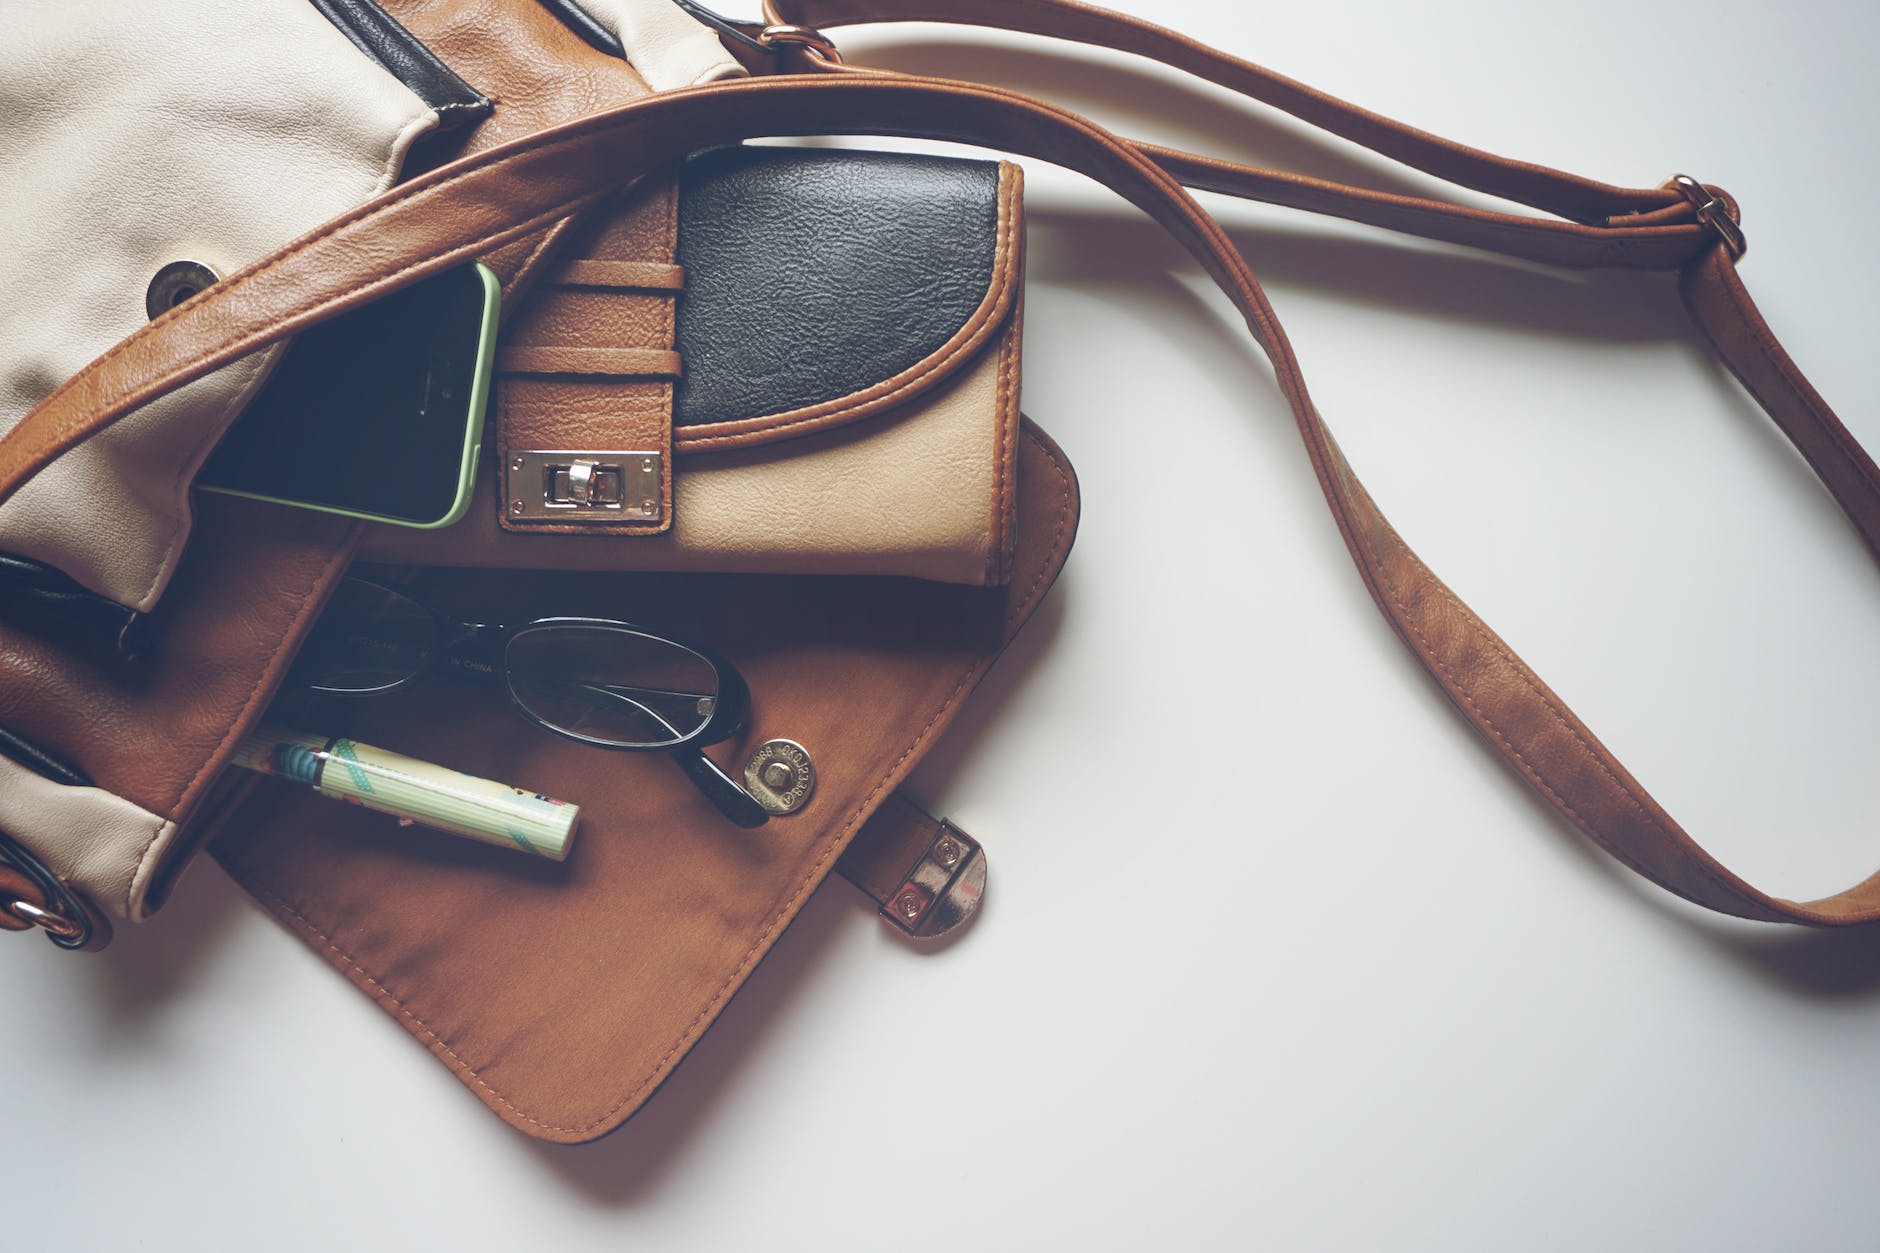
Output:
top-left (673, 146), bottom-right (1016, 431)
top-left (497, 145), bottom-right (1022, 451)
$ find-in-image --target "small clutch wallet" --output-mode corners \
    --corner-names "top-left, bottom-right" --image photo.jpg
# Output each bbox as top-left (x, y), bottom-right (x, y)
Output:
top-left (364, 143), bottom-right (1026, 587)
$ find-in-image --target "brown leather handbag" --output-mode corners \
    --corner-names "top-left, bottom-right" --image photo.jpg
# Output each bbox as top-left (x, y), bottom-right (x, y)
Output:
top-left (4, 0), bottom-right (1877, 1141)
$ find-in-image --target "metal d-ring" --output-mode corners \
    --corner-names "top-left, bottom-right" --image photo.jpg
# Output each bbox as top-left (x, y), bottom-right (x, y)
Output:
top-left (3, 897), bottom-right (83, 940)
top-left (755, 0), bottom-right (842, 63)
top-left (0, 828), bottom-right (94, 950)
top-left (755, 22), bottom-right (844, 63)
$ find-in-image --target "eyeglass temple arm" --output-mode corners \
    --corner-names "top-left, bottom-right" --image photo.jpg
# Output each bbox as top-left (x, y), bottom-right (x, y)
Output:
top-left (576, 682), bottom-right (767, 829)
top-left (584, 679), bottom-right (715, 706)
top-left (669, 749), bottom-right (769, 829)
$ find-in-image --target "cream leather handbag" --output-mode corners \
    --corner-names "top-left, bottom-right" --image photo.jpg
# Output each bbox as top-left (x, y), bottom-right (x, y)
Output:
top-left (0, 0), bottom-right (444, 611)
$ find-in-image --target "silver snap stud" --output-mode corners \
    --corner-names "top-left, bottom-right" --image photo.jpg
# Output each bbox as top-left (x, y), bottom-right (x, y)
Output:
top-left (146, 260), bottom-right (222, 321)
top-left (743, 738), bottom-right (816, 815)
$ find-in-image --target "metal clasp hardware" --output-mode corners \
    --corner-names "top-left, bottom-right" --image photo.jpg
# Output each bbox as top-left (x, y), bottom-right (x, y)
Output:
top-left (883, 821), bottom-right (986, 940)
top-left (755, 23), bottom-right (843, 63)
top-left (756, 2), bottom-right (842, 64)
top-left (555, 459), bottom-right (618, 506)
top-left (2, 897), bottom-right (82, 940)
top-left (506, 450), bottom-right (661, 523)
top-left (1668, 174), bottom-right (1747, 259)
top-left (0, 828), bottom-right (97, 951)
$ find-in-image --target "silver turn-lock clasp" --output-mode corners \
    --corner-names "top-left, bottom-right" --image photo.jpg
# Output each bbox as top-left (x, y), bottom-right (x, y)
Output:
top-left (507, 449), bottom-right (662, 522)
top-left (557, 458), bottom-right (616, 506)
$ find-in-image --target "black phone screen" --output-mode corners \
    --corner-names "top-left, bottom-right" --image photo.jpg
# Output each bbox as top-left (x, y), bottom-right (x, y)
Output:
top-left (195, 263), bottom-right (495, 525)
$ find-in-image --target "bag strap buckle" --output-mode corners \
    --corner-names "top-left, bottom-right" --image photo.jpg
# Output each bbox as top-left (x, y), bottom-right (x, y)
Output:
top-left (1668, 174), bottom-right (1747, 259)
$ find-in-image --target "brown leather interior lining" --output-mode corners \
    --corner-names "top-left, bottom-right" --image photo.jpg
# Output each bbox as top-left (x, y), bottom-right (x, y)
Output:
top-left (213, 418), bottom-right (1077, 1141)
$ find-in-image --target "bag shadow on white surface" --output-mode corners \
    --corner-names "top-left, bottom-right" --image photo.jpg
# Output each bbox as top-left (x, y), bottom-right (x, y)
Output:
top-left (74, 853), bottom-right (250, 1028)
top-left (1007, 204), bottom-right (1880, 997)
top-left (520, 880), bottom-right (855, 1202)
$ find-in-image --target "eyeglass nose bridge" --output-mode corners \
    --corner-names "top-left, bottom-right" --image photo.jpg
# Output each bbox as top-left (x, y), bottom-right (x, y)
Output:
top-left (432, 620), bottom-right (513, 685)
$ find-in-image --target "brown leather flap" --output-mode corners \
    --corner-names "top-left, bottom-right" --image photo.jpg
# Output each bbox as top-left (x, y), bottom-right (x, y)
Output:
top-left (212, 418), bottom-right (1076, 1142)
top-left (497, 175), bottom-right (681, 537)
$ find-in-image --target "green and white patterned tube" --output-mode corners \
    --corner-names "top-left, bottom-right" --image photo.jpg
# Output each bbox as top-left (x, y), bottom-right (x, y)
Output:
top-left (233, 725), bottom-right (578, 861)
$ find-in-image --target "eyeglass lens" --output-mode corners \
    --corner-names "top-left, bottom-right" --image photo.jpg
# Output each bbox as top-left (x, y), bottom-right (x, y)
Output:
top-left (291, 580), bottom-right (438, 694)
top-left (506, 623), bottom-right (719, 749)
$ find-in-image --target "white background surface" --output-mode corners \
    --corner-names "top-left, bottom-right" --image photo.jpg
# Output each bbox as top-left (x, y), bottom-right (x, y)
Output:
top-left (6, 1), bottom-right (1880, 1248)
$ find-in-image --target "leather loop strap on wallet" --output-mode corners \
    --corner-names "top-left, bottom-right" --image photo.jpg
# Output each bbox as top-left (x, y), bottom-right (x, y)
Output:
top-left (3, 0), bottom-right (1875, 926)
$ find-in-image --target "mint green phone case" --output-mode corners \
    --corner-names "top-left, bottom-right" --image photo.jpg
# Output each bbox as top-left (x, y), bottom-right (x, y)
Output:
top-left (199, 261), bottom-right (500, 529)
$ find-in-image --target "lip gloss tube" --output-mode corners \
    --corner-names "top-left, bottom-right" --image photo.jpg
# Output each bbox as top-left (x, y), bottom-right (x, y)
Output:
top-left (233, 724), bottom-right (578, 861)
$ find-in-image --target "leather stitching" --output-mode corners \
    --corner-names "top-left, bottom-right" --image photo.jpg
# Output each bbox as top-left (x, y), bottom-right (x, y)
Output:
top-left (658, 173), bottom-right (679, 522)
top-left (1338, 476), bottom-right (1799, 920)
top-left (986, 276), bottom-right (1020, 583)
top-left (8, 74), bottom-right (1280, 494)
top-left (1141, 143), bottom-right (1699, 270)
top-left (505, 217), bottom-right (581, 297)
top-left (13, 179), bottom-right (613, 489)
top-left (231, 424), bottom-right (1074, 1136)
top-left (1690, 251), bottom-right (1880, 550)
top-left (807, 0), bottom-right (1661, 219)
top-left (128, 526), bottom-right (363, 919)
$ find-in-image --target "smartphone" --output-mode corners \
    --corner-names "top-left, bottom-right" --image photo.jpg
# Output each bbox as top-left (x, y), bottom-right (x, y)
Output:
top-left (195, 262), bottom-right (500, 528)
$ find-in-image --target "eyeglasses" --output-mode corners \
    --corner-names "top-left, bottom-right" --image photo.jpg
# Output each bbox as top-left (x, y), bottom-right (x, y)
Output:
top-left (287, 577), bottom-right (768, 828)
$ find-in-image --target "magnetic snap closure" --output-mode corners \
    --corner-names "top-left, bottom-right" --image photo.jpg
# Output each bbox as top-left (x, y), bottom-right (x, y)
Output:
top-left (743, 739), bottom-right (815, 815)
top-left (145, 260), bottom-right (222, 320)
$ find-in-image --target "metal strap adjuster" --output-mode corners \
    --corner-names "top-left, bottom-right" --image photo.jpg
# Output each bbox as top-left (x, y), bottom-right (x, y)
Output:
top-left (1668, 174), bottom-right (1747, 259)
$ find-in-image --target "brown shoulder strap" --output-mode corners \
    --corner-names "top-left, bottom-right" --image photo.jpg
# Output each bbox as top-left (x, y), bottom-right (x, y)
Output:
top-left (2, 4), bottom-right (1873, 924)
